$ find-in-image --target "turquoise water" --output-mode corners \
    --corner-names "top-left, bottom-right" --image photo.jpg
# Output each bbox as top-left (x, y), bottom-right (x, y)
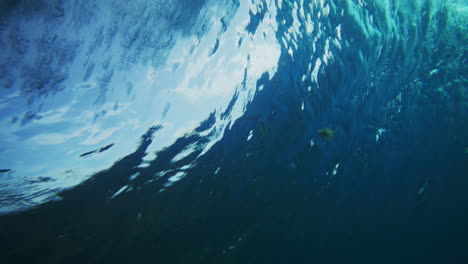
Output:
top-left (0, 0), bottom-right (467, 263)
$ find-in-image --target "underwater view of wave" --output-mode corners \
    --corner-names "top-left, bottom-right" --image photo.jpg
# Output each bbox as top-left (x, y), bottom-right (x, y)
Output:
top-left (0, 0), bottom-right (467, 263)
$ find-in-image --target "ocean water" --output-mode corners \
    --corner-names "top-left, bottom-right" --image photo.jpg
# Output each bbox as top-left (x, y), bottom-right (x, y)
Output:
top-left (0, 0), bottom-right (467, 263)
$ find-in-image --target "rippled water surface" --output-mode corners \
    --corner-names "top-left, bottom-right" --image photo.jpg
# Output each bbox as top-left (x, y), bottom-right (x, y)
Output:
top-left (0, 0), bottom-right (467, 263)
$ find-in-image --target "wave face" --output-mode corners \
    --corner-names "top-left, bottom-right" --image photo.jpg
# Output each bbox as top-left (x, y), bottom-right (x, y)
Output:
top-left (0, 0), bottom-right (467, 263)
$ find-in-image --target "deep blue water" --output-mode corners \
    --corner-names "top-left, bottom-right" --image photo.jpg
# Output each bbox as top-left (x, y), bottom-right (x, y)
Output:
top-left (0, 0), bottom-right (467, 263)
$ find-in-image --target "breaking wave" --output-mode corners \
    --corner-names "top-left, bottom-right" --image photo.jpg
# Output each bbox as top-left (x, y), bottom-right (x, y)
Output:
top-left (0, 0), bottom-right (467, 263)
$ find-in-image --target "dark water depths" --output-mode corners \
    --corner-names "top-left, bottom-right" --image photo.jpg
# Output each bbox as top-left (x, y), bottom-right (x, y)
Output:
top-left (1, 0), bottom-right (467, 263)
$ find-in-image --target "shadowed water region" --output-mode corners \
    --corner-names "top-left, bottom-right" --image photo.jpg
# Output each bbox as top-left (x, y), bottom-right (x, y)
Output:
top-left (0, 0), bottom-right (467, 263)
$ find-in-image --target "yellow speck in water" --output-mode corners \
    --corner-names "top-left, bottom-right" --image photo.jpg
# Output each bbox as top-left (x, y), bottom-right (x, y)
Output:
top-left (318, 128), bottom-right (335, 140)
